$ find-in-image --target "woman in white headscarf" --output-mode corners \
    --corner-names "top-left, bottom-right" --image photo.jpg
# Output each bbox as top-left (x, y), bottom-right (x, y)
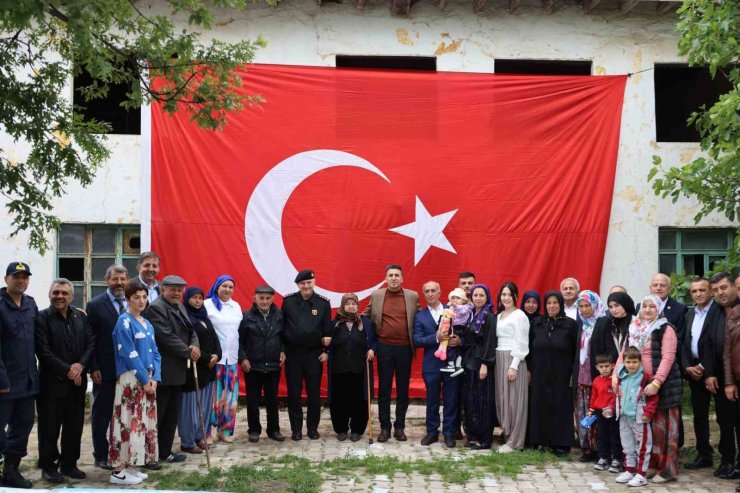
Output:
top-left (615, 294), bottom-right (681, 483)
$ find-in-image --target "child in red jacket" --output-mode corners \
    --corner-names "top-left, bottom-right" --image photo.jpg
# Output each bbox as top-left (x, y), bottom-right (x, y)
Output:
top-left (588, 354), bottom-right (621, 473)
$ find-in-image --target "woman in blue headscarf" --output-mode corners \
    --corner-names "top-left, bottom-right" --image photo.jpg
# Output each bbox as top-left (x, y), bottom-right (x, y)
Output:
top-left (204, 275), bottom-right (243, 442)
top-left (460, 283), bottom-right (498, 449)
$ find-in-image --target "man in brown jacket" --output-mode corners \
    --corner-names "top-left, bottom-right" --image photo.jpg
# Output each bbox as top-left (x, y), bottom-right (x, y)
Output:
top-left (363, 264), bottom-right (420, 442)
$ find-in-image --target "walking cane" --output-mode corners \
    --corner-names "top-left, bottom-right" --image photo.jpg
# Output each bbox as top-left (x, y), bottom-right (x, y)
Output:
top-left (366, 358), bottom-right (374, 445)
top-left (188, 359), bottom-right (211, 470)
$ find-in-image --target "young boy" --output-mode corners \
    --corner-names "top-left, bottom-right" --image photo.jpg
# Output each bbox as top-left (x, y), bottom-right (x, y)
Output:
top-left (615, 346), bottom-right (658, 488)
top-left (588, 354), bottom-right (621, 473)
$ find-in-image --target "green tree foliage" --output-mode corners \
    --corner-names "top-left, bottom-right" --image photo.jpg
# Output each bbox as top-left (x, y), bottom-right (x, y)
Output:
top-left (649, 0), bottom-right (739, 281)
top-left (0, 1), bottom-right (267, 253)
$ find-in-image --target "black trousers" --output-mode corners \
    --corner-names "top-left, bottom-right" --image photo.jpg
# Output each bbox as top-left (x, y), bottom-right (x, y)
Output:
top-left (91, 379), bottom-right (116, 462)
top-left (715, 386), bottom-right (740, 464)
top-left (0, 395), bottom-right (35, 461)
top-left (37, 385), bottom-right (86, 469)
top-left (330, 372), bottom-right (368, 435)
top-left (596, 413), bottom-right (622, 461)
top-left (688, 378), bottom-right (714, 459)
top-left (377, 343), bottom-right (412, 430)
top-left (156, 385), bottom-right (182, 459)
top-left (245, 371), bottom-right (280, 435)
top-left (285, 351), bottom-right (322, 434)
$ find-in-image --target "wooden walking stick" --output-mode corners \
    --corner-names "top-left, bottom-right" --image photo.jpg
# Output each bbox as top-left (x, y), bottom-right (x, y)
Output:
top-left (188, 359), bottom-right (211, 470)
top-left (366, 358), bottom-right (373, 445)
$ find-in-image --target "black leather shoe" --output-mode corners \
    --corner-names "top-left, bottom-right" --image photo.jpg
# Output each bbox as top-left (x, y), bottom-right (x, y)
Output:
top-left (377, 428), bottom-right (391, 443)
top-left (350, 433), bottom-right (361, 442)
top-left (95, 460), bottom-right (113, 471)
top-left (268, 432), bottom-right (285, 442)
top-left (685, 456), bottom-right (713, 469)
top-left (444, 436), bottom-right (456, 448)
top-left (60, 467), bottom-right (86, 480)
top-left (393, 428), bottom-right (407, 441)
top-left (144, 461), bottom-right (161, 470)
top-left (4, 460), bottom-right (32, 489)
top-left (308, 430), bottom-right (320, 440)
top-left (420, 433), bottom-right (438, 446)
top-left (337, 432), bottom-right (348, 441)
top-left (579, 450), bottom-right (596, 462)
top-left (455, 430), bottom-right (464, 440)
top-left (470, 442), bottom-right (491, 450)
top-left (164, 453), bottom-right (187, 463)
top-left (720, 466), bottom-right (740, 480)
top-left (715, 463), bottom-right (735, 477)
top-left (42, 468), bottom-right (64, 484)
top-left (291, 431), bottom-right (303, 441)
top-left (248, 432), bottom-right (260, 443)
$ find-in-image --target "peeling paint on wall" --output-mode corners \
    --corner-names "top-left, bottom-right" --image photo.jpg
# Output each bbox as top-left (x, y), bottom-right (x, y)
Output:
top-left (396, 28), bottom-right (414, 46)
top-left (616, 186), bottom-right (644, 213)
top-left (434, 39), bottom-right (463, 55)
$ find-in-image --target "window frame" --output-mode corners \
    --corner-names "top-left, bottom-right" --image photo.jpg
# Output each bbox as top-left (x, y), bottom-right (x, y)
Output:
top-left (658, 227), bottom-right (735, 276)
top-left (56, 224), bottom-right (141, 306)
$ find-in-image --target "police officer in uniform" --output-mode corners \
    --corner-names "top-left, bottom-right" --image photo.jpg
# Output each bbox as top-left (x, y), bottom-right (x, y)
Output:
top-left (281, 270), bottom-right (332, 440)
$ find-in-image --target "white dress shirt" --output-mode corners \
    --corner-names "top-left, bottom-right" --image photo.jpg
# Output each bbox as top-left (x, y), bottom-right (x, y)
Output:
top-left (205, 297), bottom-right (243, 365)
top-left (496, 309), bottom-right (530, 369)
top-left (564, 303), bottom-right (578, 321)
top-left (428, 303), bottom-right (444, 324)
top-left (690, 300), bottom-right (713, 360)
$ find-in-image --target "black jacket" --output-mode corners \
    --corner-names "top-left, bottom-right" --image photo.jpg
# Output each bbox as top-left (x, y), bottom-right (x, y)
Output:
top-left (86, 292), bottom-right (120, 380)
top-left (182, 316), bottom-right (222, 392)
top-left (681, 302), bottom-right (714, 375)
top-left (239, 304), bottom-right (285, 373)
top-left (281, 292), bottom-right (331, 354)
top-left (0, 289), bottom-right (39, 399)
top-left (35, 305), bottom-right (96, 397)
top-left (703, 299), bottom-right (740, 381)
top-left (589, 314), bottom-right (631, 379)
top-left (145, 297), bottom-right (199, 386)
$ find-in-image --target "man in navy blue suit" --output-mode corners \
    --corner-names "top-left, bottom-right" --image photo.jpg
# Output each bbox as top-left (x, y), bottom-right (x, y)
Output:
top-left (86, 264), bottom-right (128, 470)
top-left (413, 281), bottom-right (461, 448)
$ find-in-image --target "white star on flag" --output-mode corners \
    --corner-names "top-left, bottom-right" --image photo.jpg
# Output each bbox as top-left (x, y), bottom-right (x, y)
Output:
top-left (389, 196), bottom-right (458, 265)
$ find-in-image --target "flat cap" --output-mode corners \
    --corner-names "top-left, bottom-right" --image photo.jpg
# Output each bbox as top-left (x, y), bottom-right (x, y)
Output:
top-left (162, 274), bottom-right (187, 286)
top-left (255, 285), bottom-right (275, 295)
top-left (6, 262), bottom-right (31, 276)
top-left (294, 269), bottom-right (315, 283)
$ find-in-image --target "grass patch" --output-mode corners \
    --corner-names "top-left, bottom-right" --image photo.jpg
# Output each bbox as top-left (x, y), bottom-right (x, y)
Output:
top-left (151, 448), bottom-right (561, 492)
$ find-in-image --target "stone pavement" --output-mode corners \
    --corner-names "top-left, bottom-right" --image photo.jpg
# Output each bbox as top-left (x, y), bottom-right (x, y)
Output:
top-left (18, 403), bottom-right (737, 492)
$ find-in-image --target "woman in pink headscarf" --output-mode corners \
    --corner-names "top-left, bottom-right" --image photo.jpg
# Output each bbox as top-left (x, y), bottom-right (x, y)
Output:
top-left (615, 294), bottom-right (682, 483)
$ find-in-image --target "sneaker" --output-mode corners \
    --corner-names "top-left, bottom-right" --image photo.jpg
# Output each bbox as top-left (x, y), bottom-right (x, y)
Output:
top-left (615, 471), bottom-right (634, 484)
top-left (450, 366), bottom-right (464, 378)
top-left (163, 453), bottom-right (187, 463)
top-left (110, 471), bottom-right (143, 485)
top-left (650, 474), bottom-right (675, 484)
top-left (126, 467), bottom-right (148, 480)
top-left (594, 458), bottom-right (609, 471)
top-left (608, 460), bottom-right (622, 473)
top-left (497, 444), bottom-right (515, 454)
top-left (627, 474), bottom-right (647, 487)
top-left (440, 364), bottom-right (455, 373)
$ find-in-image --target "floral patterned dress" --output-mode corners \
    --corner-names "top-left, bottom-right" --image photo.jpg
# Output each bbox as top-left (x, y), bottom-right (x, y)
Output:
top-left (109, 313), bottom-right (162, 468)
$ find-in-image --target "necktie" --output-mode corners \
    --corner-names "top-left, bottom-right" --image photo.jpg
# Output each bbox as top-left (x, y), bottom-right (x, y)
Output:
top-left (115, 299), bottom-right (126, 315)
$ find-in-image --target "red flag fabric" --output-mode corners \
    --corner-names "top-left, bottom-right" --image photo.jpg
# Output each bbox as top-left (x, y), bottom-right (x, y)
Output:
top-left (151, 64), bottom-right (626, 398)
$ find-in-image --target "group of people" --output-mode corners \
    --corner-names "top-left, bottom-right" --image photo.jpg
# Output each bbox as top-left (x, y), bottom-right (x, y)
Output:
top-left (1, 253), bottom-right (739, 490)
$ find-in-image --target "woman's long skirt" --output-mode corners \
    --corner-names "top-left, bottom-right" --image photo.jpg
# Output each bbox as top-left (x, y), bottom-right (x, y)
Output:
top-left (108, 371), bottom-right (158, 468)
top-left (574, 384), bottom-right (597, 452)
top-left (212, 363), bottom-right (239, 436)
top-left (495, 350), bottom-right (528, 450)
top-left (650, 406), bottom-right (680, 480)
top-left (462, 365), bottom-right (497, 446)
top-left (178, 381), bottom-right (216, 448)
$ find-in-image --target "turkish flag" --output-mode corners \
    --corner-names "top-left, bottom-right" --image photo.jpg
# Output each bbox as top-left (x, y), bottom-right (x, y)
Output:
top-left (151, 64), bottom-right (626, 397)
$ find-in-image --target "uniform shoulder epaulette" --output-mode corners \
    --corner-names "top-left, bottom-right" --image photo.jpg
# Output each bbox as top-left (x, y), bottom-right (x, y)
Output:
top-left (314, 292), bottom-right (331, 304)
top-left (283, 291), bottom-right (298, 299)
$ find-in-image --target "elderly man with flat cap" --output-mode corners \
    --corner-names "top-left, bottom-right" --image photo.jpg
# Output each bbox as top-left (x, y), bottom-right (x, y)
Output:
top-left (281, 270), bottom-right (332, 440)
top-left (0, 262), bottom-right (38, 488)
top-left (239, 285), bottom-right (286, 443)
top-left (145, 275), bottom-right (200, 466)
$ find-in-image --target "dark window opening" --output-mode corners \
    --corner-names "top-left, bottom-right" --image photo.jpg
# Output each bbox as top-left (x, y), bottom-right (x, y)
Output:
top-left (73, 66), bottom-right (141, 135)
top-left (495, 59), bottom-right (592, 76)
top-left (654, 64), bottom-right (732, 142)
top-left (336, 55), bottom-right (437, 71)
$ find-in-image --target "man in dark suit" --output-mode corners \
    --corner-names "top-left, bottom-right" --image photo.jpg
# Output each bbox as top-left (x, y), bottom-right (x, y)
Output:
top-left (682, 277), bottom-right (715, 469)
top-left (145, 275), bottom-right (200, 464)
top-left (363, 264), bottom-right (421, 442)
top-left (704, 272), bottom-right (740, 479)
top-left (0, 261), bottom-right (38, 489)
top-left (647, 273), bottom-right (688, 337)
top-left (35, 278), bottom-right (96, 483)
top-left (86, 264), bottom-right (128, 470)
top-left (413, 281), bottom-right (460, 448)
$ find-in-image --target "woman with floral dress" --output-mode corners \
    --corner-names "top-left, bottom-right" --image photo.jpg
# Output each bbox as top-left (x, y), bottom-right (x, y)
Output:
top-left (108, 281), bottom-right (161, 485)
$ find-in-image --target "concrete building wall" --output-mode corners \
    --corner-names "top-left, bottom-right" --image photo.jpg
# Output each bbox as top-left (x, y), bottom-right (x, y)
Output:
top-left (1, 0), bottom-right (735, 302)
